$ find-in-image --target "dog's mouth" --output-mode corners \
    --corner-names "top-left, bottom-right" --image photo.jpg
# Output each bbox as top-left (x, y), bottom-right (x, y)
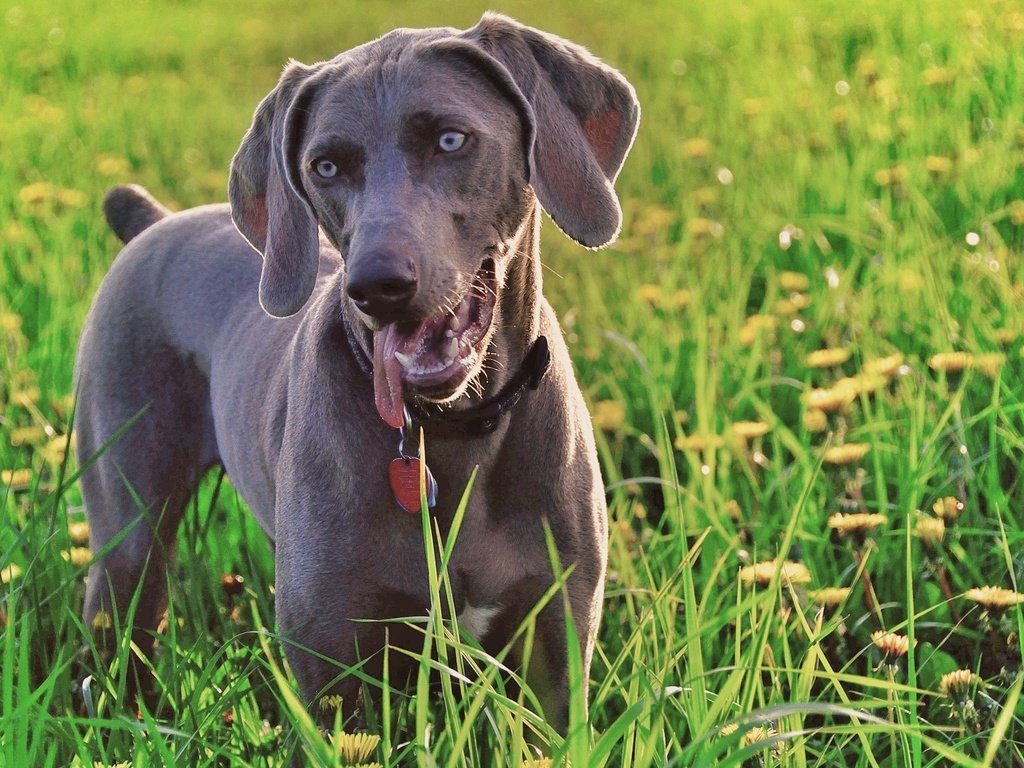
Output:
top-left (373, 260), bottom-right (497, 428)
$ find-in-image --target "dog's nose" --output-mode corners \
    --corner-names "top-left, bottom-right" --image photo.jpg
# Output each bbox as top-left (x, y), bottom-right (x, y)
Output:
top-left (346, 253), bottom-right (417, 322)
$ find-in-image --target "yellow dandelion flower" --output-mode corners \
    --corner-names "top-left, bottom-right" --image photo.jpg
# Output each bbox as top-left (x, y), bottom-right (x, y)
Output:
top-left (731, 421), bottom-right (771, 440)
top-left (939, 669), bottom-right (980, 699)
top-left (632, 205), bottom-right (676, 236)
top-left (9, 425), bottom-right (46, 447)
top-left (739, 560), bottom-right (812, 587)
top-left (872, 629), bottom-right (912, 657)
top-left (823, 442), bottom-right (871, 465)
top-left (928, 352), bottom-right (973, 373)
top-left (682, 137), bottom-right (713, 158)
top-left (0, 311), bottom-right (22, 334)
top-left (1008, 200), bottom-right (1024, 226)
top-left (592, 400), bottom-right (626, 431)
top-left (926, 156), bottom-right (954, 175)
top-left (692, 186), bottom-right (719, 207)
top-left (831, 105), bottom-right (849, 125)
top-left (963, 9), bottom-right (983, 29)
top-left (40, 435), bottom-right (70, 465)
top-left (738, 314), bottom-right (778, 346)
top-left (828, 512), bottom-right (887, 537)
top-left (330, 731), bottom-right (381, 764)
top-left (802, 385), bottom-right (855, 413)
top-left (318, 694), bottom-right (344, 713)
top-left (913, 512), bottom-right (945, 546)
top-left (19, 181), bottom-right (57, 205)
top-left (10, 387), bottom-right (40, 407)
top-left (741, 97), bottom-right (765, 117)
top-left (1, 468), bottom-right (33, 488)
top-left (68, 521), bottom-right (90, 546)
top-left (964, 586), bottom-right (1024, 609)
top-left (803, 408), bottom-right (829, 432)
top-left (863, 353), bottom-right (904, 378)
top-left (675, 433), bottom-right (724, 452)
top-left (95, 154), bottom-right (131, 177)
top-left (57, 188), bottom-right (87, 208)
top-left (804, 347), bottom-right (851, 368)
top-left (838, 373), bottom-right (887, 397)
top-left (91, 611), bottom-right (113, 630)
top-left (922, 66), bottom-right (956, 86)
top-left (62, 547), bottom-right (92, 568)
top-left (667, 289), bottom-right (693, 310)
top-left (973, 353), bottom-right (1005, 377)
top-left (687, 217), bottom-right (721, 237)
top-left (635, 284), bottom-right (663, 305)
top-left (992, 328), bottom-right (1017, 345)
top-left (932, 496), bottom-right (964, 522)
top-left (724, 499), bottom-right (742, 520)
top-left (807, 587), bottom-right (852, 607)
top-left (743, 724), bottom-right (778, 747)
top-left (773, 298), bottom-right (800, 317)
top-left (874, 165), bottom-right (907, 186)
top-left (521, 759), bottom-right (554, 768)
top-left (1007, 11), bottom-right (1024, 33)
top-left (1, 563), bottom-right (23, 584)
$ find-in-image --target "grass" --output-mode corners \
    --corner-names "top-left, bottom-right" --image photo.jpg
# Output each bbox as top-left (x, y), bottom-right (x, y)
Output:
top-left (2, 0), bottom-right (1024, 764)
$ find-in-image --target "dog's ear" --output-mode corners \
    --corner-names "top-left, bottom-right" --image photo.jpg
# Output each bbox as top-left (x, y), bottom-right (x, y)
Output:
top-left (460, 13), bottom-right (640, 248)
top-left (229, 61), bottom-right (321, 318)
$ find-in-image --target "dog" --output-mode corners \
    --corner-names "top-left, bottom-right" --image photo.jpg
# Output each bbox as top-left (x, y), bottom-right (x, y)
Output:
top-left (74, 12), bottom-right (639, 731)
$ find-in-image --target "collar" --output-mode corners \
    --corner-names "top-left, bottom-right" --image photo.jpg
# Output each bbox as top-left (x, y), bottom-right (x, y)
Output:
top-left (341, 310), bottom-right (551, 438)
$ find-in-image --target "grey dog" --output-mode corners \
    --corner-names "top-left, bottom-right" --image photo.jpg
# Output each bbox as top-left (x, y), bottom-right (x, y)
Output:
top-left (75, 13), bottom-right (639, 730)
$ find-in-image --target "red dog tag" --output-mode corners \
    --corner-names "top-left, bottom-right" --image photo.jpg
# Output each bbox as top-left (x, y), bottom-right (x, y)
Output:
top-left (388, 457), bottom-right (438, 514)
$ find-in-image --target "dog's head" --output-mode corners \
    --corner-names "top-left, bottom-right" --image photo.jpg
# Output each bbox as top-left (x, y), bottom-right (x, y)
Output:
top-left (228, 13), bottom-right (639, 427)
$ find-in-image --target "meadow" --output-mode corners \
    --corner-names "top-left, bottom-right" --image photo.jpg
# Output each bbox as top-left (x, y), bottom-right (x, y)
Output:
top-left (2, 0), bottom-right (1024, 765)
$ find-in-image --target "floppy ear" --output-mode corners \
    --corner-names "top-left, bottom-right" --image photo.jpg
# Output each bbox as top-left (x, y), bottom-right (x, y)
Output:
top-left (461, 13), bottom-right (640, 248)
top-left (229, 61), bottom-right (321, 318)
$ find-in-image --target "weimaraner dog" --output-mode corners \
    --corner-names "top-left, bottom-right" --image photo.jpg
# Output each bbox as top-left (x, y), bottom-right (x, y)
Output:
top-left (75, 13), bottom-right (638, 731)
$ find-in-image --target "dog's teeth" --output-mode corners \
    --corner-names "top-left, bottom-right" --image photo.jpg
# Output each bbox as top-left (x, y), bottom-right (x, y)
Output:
top-left (449, 314), bottom-right (461, 332)
top-left (446, 336), bottom-right (459, 359)
top-left (395, 351), bottom-right (414, 370)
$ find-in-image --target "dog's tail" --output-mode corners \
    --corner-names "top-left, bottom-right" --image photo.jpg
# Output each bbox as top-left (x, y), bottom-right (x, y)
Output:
top-left (103, 184), bottom-right (172, 244)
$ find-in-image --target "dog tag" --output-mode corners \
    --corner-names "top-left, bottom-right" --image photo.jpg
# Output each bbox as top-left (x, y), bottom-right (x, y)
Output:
top-left (389, 457), bottom-right (438, 514)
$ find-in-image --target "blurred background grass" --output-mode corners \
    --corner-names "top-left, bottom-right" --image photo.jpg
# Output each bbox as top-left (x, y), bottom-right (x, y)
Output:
top-left (2, 0), bottom-right (1024, 765)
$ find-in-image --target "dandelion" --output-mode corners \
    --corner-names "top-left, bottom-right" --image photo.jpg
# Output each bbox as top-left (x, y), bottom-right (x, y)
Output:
top-left (926, 155), bottom-right (954, 175)
top-left (682, 137), bottom-right (713, 158)
top-left (823, 443), bottom-right (871, 466)
top-left (964, 586), bottom-right (1024, 610)
top-left (724, 499), bottom-right (741, 520)
top-left (871, 629), bottom-right (913, 658)
top-left (932, 496), bottom-right (964, 522)
top-left (1, 468), bottom-right (33, 488)
top-left (992, 328), bottom-right (1018, 345)
top-left (731, 421), bottom-right (771, 440)
top-left (319, 694), bottom-right (343, 713)
top-left (40, 435), bottom-right (70, 465)
top-left (738, 314), bottom-right (777, 346)
top-left (940, 669), bottom-right (980, 699)
top-left (874, 165), bottom-right (907, 187)
top-left (739, 560), bottom-right (812, 587)
top-left (91, 611), bottom-right (113, 630)
top-left (805, 347), bottom-right (850, 368)
top-left (330, 731), bottom-right (380, 764)
top-left (667, 289), bottom-right (693, 310)
top-left (95, 154), bottom-right (131, 177)
top-left (68, 520), bottom-right (90, 545)
top-left (675, 433), bottom-right (724, 452)
top-left (592, 400), bottom-right (626, 431)
top-left (1009, 200), bottom-right (1024, 226)
top-left (973, 353), bottom-right (1005, 377)
top-left (803, 408), bottom-right (828, 432)
top-left (928, 352), bottom-right (974, 373)
top-left (10, 387), bottom-right (40, 407)
top-left (743, 724), bottom-right (778, 747)
top-left (521, 760), bottom-right (553, 768)
top-left (863, 353), bottom-right (904, 378)
top-left (635, 284), bottom-right (662, 304)
top-left (1, 563), bottom-right (23, 584)
top-left (913, 512), bottom-right (945, 546)
top-left (807, 587), bottom-right (852, 608)
top-left (9, 425), bottom-right (46, 447)
top-left (802, 385), bottom-right (855, 413)
top-left (922, 66), bottom-right (956, 86)
top-left (61, 547), bottom-right (92, 568)
top-left (687, 217), bottom-right (722, 237)
top-left (828, 512), bottom-right (887, 537)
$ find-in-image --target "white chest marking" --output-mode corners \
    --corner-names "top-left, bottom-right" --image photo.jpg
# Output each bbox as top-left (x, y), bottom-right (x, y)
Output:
top-left (457, 602), bottom-right (502, 640)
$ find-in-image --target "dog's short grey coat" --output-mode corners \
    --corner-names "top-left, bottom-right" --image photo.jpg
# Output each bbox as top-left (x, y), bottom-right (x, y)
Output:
top-left (75, 13), bottom-right (638, 729)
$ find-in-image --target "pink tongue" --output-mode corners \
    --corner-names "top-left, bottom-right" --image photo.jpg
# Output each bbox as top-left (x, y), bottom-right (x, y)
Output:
top-left (373, 326), bottom-right (406, 429)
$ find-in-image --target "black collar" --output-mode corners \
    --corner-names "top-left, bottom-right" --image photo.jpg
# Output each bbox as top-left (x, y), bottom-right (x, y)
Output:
top-left (342, 311), bottom-right (551, 437)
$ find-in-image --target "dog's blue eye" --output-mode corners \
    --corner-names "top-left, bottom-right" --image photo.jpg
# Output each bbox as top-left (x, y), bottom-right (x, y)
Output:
top-left (438, 130), bottom-right (467, 153)
top-left (313, 159), bottom-right (338, 178)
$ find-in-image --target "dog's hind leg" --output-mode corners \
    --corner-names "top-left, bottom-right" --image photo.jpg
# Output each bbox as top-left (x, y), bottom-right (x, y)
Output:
top-left (76, 319), bottom-right (216, 698)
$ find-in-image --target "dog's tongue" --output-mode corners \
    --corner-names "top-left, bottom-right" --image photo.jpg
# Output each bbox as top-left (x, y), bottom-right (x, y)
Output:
top-left (373, 326), bottom-right (406, 429)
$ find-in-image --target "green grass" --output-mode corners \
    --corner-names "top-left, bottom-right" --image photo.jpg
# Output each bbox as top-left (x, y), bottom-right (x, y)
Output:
top-left (3, 0), bottom-right (1024, 764)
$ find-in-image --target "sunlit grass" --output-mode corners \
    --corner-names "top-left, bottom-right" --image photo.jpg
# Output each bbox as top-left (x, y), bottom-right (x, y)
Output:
top-left (3, 0), bottom-right (1024, 764)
